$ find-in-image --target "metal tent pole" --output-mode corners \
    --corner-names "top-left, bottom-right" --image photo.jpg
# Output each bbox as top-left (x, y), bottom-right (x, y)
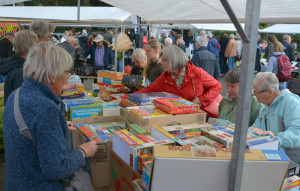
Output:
top-left (114, 24), bottom-right (118, 71)
top-left (220, 0), bottom-right (262, 191)
top-left (77, 0), bottom-right (80, 21)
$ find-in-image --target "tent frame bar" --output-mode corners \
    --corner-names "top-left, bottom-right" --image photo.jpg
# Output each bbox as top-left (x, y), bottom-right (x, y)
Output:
top-left (221, 0), bottom-right (262, 190)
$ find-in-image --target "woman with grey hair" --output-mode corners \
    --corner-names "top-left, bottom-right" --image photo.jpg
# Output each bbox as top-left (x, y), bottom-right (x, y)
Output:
top-left (3, 42), bottom-right (98, 190)
top-left (218, 68), bottom-right (262, 126)
top-left (131, 48), bottom-right (148, 76)
top-left (29, 20), bottom-right (55, 42)
top-left (0, 30), bottom-right (39, 104)
top-left (134, 45), bottom-right (222, 117)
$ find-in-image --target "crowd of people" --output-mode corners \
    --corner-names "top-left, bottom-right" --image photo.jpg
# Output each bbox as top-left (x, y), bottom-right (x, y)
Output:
top-left (0, 19), bottom-right (299, 189)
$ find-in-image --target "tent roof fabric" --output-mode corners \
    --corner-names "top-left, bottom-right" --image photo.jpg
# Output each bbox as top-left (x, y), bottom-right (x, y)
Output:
top-left (0, 7), bottom-right (131, 22)
top-left (260, 24), bottom-right (300, 34)
top-left (101, 0), bottom-right (300, 24)
top-left (192, 23), bottom-right (245, 32)
top-left (0, 0), bottom-right (30, 6)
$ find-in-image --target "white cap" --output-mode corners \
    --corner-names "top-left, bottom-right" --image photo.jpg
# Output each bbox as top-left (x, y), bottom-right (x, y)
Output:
top-left (93, 34), bottom-right (104, 42)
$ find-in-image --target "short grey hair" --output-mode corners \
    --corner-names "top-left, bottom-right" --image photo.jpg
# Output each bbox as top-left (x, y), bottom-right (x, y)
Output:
top-left (224, 68), bottom-right (240, 83)
top-left (162, 45), bottom-right (189, 71)
top-left (23, 42), bottom-right (72, 84)
top-left (229, 34), bottom-right (235, 39)
top-left (13, 30), bottom-right (39, 56)
top-left (253, 72), bottom-right (280, 93)
top-left (196, 36), bottom-right (208, 47)
top-left (29, 20), bottom-right (55, 39)
top-left (165, 38), bottom-right (173, 46)
top-left (132, 48), bottom-right (147, 61)
top-left (207, 31), bottom-right (213, 38)
top-left (283, 35), bottom-right (290, 41)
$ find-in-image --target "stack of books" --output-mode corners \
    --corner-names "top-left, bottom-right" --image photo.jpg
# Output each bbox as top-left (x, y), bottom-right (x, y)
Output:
top-left (154, 97), bottom-right (202, 114)
top-left (128, 92), bottom-right (179, 105)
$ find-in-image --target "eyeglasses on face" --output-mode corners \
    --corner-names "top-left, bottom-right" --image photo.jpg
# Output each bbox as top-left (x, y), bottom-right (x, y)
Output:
top-left (253, 89), bottom-right (268, 95)
top-left (65, 70), bottom-right (72, 77)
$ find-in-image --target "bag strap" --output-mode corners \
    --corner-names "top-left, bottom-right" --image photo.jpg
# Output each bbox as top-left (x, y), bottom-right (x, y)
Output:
top-left (14, 88), bottom-right (37, 146)
top-left (191, 77), bottom-right (197, 98)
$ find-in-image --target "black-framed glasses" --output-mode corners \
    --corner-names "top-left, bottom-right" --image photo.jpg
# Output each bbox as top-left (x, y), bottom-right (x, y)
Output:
top-left (253, 89), bottom-right (268, 95)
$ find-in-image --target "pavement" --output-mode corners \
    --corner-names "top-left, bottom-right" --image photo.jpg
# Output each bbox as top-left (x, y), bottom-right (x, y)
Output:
top-left (0, 75), bottom-right (227, 191)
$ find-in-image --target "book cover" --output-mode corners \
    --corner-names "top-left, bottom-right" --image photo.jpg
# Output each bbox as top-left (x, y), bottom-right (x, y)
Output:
top-left (129, 124), bottom-right (147, 137)
top-left (138, 135), bottom-right (155, 143)
top-left (153, 98), bottom-right (201, 114)
top-left (128, 92), bottom-right (179, 105)
top-left (121, 130), bottom-right (144, 145)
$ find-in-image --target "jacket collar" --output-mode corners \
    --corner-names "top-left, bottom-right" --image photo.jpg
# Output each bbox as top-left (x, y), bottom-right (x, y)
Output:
top-left (22, 78), bottom-right (61, 105)
top-left (199, 46), bottom-right (207, 51)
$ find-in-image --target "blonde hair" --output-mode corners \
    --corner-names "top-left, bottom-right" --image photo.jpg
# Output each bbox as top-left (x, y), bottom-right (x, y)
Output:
top-left (273, 41), bottom-right (284, 52)
top-left (144, 39), bottom-right (164, 76)
top-left (23, 42), bottom-right (72, 84)
top-left (13, 30), bottom-right (39, 56)
top-left (29, 20), bottom-right (55, 39)
top-left (132, 48), bottom-right (147, 62)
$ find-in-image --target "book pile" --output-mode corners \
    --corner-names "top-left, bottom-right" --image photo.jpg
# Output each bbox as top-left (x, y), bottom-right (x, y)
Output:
top-left (128, 92), bottom-right (179, 105)
top-left (126, 105), bottom-right (171, 118)
top-left (153, 97), bottom-right (203, 114)
top-left (75, 122), bottom-right (127, 142)
top-left (97, 70), bottom-right (129, 101)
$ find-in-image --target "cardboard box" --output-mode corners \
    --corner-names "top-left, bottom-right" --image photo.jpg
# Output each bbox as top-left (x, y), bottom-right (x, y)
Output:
top-left (120, 107), bottom-right (206, 132)
top-left (112, 150), bottom-right (142, 191)
top-left (72, 116), bottom-right (130, 188)
top-left (98, 70), bottom-right (124, 81)
top-left (150, 145), bottom-right (290, 191)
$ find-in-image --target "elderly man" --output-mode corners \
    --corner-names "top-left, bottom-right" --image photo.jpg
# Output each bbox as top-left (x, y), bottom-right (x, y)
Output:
top-left (282, 35), bottom-right (295, 61)
top-left (0, 32), bottom-right (14, 60)
top-left (191, 36), bottom-right (219, 80)
top-left (164, 38), bottom-right (173, 47)
top-left (83, 34), bottom-right (113, 71)
top-left (250, 72), bottom-right (300, 163)
top-left (183, 30), bottom-right (193, 47)
top-left (29, 20), bottom-right (55, 42)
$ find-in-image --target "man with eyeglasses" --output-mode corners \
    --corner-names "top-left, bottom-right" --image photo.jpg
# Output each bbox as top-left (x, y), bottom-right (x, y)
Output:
top-left (250, 72), bottom-right (300, 164)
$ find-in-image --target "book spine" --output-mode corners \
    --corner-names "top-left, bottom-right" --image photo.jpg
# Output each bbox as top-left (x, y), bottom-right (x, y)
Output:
top-left (121, 130), bottom-right (144, 145)
top-left (114, 130), bottom-right (137, 146)
top-left (138, 135), bottom-right (155, 143)
top-left (152, 125), bottom-right (175, 139)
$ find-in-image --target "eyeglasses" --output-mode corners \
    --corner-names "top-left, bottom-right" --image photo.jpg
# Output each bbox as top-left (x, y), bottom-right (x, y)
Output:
top-left (253, 89), bottom-right (268, 95)
top-left (65, 70), bottom-right (72, 77)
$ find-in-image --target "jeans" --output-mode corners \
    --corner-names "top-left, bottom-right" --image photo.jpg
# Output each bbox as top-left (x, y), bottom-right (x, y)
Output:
top-left (228, 57), bottom-right (235, 71)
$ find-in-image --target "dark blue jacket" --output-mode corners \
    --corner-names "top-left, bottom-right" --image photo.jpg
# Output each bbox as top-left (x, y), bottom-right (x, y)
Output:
top-left (3, 79), bottom-right (84, 190)
top-left (183, 35), bottom-right (193, 47)
top-left (0, 55), bottom-right (25, 104)
top-left (83, 41), bottom-right (113, 69)
top-left (191, 46), bottom-right (219, 80)
top-left (282, 40), bottom-right (295, 61)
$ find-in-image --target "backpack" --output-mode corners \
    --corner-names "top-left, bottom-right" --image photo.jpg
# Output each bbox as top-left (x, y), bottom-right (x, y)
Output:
top-left (276, 54), bottom-right (292, 82)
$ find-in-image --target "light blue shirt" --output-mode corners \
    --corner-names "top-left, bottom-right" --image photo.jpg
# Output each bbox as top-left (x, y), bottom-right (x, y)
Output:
top-left (95, 45), bottom-right (105, 67)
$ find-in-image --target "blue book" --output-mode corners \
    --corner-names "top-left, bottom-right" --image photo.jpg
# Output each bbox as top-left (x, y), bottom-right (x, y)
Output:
top-left (262, 150), bottom-right (290, 161)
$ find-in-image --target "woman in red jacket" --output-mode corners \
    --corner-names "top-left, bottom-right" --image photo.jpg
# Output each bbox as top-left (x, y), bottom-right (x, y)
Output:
top-left (135, 45), bottom-right (222, 117)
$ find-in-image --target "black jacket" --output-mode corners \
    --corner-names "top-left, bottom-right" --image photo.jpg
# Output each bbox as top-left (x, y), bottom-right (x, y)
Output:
top-left (0, 56), bottom-right (25, 104)
top-left (78, 36), bottom-right (88, 50)
top-left (191, 46), bottom-right (219, 80)
top-left (219, 37), bottom-right (229, 55)
top-left (0, 38), bottom-right (13, 60)
top-left (83, 41), bottom-right (113, 69)
top-left (282, 40), bottom-right (295, 61)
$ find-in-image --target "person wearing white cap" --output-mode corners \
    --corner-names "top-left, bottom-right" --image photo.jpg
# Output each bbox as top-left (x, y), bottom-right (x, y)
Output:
top-left (83, 34), bottom-right (113, 71)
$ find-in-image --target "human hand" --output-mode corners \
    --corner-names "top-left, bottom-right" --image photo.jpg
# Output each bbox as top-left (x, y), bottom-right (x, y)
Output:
top-left (66, 121), bottom-right (76, 131)
top-left (63, 83), bottom-right (76, 91)
top-left (249, 127), bottom-right (275, 138)
top-left (192, 97), bottom-right (202, 107)
top-left (135, 85), bottom-right (144, 91)
top-left (78, 141), bottom-right (98, 158)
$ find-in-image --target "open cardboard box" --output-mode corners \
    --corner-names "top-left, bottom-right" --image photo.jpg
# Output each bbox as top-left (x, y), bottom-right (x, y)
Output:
top-left (71, 116), bottom-right (130, 188)
top-left (112, 150), bottom-right (142, 191)
top-left (149, 145), bottom-right (290, 191)
top-left (120, 107), bottom-right (206, 132)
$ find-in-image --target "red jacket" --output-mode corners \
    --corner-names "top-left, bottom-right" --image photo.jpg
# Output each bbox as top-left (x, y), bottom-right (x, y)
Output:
top-left (135, 61), bottom-right (222, 117)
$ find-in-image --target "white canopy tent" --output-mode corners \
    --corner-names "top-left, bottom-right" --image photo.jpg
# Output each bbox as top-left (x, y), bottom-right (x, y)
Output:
top-left (0, 0), bottom-right (30, 6)
top-left (101, 0), bottom-right (300, 24)
top-left (192, 23), bottom-right (245, 32)
top-left (260, 24), bottom-right (300, 34)
top-left (0, 6), bottom-right (131, 22)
